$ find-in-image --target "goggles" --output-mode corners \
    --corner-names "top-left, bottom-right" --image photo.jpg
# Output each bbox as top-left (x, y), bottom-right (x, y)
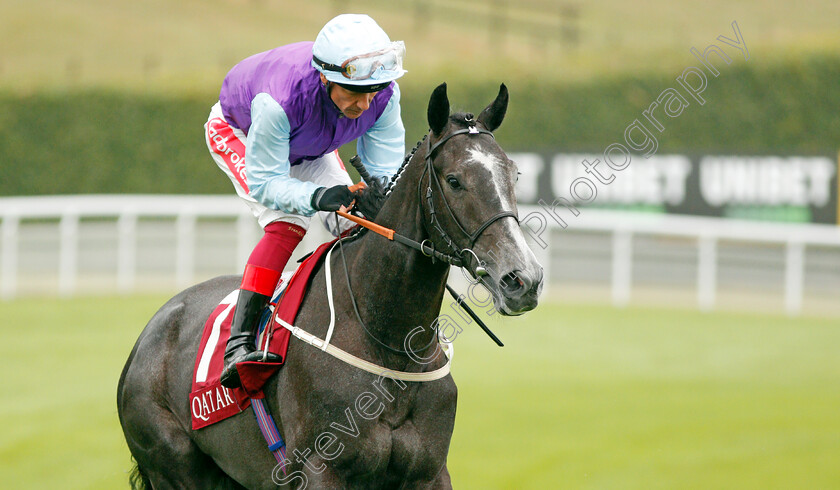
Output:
top-left (313, 41), bottom-right (405, 81)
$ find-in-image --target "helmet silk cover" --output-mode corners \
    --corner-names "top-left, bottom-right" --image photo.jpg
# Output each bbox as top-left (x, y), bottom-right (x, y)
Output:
top-left (312, 14), bottom-right (406, 88)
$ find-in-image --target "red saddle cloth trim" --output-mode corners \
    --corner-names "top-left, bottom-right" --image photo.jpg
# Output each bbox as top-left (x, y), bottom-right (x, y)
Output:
top-left (189, 239), bottom-right (337, 430)
top-left (236, 239), bottom-right (337, 397)
top-left (189, 240), bottom-right (335, 430)
top-left (189, 299), bottom-right (252, 429)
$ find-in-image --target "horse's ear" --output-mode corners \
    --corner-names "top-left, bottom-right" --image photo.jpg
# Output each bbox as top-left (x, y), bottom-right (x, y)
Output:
top-left (477, 83), bottom-right (509, 132)
top-left (427, 82), bottom-right (450, 136)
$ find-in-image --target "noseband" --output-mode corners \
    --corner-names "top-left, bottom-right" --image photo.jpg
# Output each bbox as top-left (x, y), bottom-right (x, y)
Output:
top-left (419, 117), bottom-right (520, 279)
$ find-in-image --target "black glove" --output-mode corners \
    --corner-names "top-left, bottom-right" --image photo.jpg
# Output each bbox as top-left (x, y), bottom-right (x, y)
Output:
top-left (311, 185), bottom-right (355, 212)
top-left (354, 177), bottom-right (388, 220)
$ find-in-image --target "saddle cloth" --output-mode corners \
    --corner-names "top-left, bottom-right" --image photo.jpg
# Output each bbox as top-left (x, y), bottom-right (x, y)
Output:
top-left (189, 239), bottom-right (337, 430)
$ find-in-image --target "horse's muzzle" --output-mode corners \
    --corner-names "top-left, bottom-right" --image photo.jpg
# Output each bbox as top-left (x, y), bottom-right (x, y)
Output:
top-left (498, 267), bottom-right (543, 315)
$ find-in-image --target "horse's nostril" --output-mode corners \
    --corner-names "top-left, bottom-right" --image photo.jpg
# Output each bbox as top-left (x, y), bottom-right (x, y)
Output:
top-left (500, 270), bottom-right (530, 297)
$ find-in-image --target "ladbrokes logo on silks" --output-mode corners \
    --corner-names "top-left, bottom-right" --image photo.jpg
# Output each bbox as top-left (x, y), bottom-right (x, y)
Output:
top-left (189, 384), bottom-right (245, 429)
top-left (207, 118), bottom-right (249, 193)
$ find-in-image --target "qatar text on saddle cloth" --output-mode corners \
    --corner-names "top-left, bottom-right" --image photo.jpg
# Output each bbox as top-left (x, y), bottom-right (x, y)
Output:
top-left (189, 239), bottom-right (337, 430)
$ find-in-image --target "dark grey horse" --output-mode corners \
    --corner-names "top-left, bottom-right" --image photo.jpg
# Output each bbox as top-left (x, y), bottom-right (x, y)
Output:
top-left (117, 83), bottom-right (543, 489)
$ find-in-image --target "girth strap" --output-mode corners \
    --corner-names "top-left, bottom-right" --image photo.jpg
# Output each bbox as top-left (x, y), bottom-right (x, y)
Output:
top-left (275, 316), bottom-right (453, 382)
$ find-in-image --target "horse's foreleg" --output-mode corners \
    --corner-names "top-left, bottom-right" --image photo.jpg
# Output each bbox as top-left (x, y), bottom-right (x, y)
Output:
top-left (124, 400), bottom-right (245, 489)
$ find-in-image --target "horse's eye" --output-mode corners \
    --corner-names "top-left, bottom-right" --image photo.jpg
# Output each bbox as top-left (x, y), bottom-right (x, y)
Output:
top-left (446, 176), bottom-right (462, 190)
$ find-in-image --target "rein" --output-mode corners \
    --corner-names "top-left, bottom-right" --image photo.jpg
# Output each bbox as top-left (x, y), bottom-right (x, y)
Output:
top-left (335, 233), bottom-right (441, 355)
top-left (280, 121), bottom-right (514, 374)
top-left (335, 210), bottom-right (463, 267)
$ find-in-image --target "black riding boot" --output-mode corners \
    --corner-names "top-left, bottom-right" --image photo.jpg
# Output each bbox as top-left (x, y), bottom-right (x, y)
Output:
top-left (220, 289), bottom-right (283, 389)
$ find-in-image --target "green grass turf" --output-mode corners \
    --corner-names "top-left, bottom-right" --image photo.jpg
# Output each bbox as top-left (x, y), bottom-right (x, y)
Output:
top-left (0, 295), bottom-right (838, 488)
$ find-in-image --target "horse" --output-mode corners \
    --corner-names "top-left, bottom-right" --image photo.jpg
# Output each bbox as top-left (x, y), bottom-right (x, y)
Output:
top-left (117, 82), bottom-right (544, 489)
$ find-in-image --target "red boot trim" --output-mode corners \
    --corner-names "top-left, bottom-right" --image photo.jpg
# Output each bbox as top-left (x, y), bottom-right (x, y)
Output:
top-left (241, 265), bottom-right (283, 296)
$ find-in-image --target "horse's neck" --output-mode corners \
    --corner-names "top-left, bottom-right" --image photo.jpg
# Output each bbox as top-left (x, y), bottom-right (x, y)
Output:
top-left (347, 153), bottom-right (449, 356)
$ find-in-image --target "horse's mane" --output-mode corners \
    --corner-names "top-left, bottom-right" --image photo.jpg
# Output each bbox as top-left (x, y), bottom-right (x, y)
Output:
top-left (339, 113), bottom-right (479, 243)
top-left (384, 134), bottom-right (426, 197)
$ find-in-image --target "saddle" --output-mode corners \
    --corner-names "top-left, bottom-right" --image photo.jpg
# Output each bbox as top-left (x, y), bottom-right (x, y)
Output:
top-left (189, 238), bottom-right (337, 429)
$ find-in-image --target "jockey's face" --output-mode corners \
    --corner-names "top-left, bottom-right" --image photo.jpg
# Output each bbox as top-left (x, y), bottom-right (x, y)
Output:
top-left (321, 73), bottom-right (378, 119)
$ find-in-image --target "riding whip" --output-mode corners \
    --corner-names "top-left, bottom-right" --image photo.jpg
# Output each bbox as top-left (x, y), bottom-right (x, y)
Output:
top-left (349, 155), bottom-right (375, 184)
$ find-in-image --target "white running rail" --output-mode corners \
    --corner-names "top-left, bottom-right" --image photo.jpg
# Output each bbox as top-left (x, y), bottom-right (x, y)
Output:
top-left (2, 196), bottom-right (840, 317)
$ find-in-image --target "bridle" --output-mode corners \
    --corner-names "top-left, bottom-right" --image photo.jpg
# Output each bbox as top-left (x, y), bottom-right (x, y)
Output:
top-left (419, 116), bottom-right (520, 279)
top-left (333, 118), bottom-right (516, 354)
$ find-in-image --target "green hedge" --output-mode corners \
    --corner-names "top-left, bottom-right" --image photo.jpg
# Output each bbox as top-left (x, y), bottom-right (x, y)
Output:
top-left (1, 55), bottom-right (837, 196)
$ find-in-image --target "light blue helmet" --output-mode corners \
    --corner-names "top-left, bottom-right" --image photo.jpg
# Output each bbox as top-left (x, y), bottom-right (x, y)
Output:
top-left (312, 14), bottom-right (406, 91)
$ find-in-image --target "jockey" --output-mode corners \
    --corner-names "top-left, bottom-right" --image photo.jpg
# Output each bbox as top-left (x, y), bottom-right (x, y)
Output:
top-left (205, 14), bottom-right (406, 388)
